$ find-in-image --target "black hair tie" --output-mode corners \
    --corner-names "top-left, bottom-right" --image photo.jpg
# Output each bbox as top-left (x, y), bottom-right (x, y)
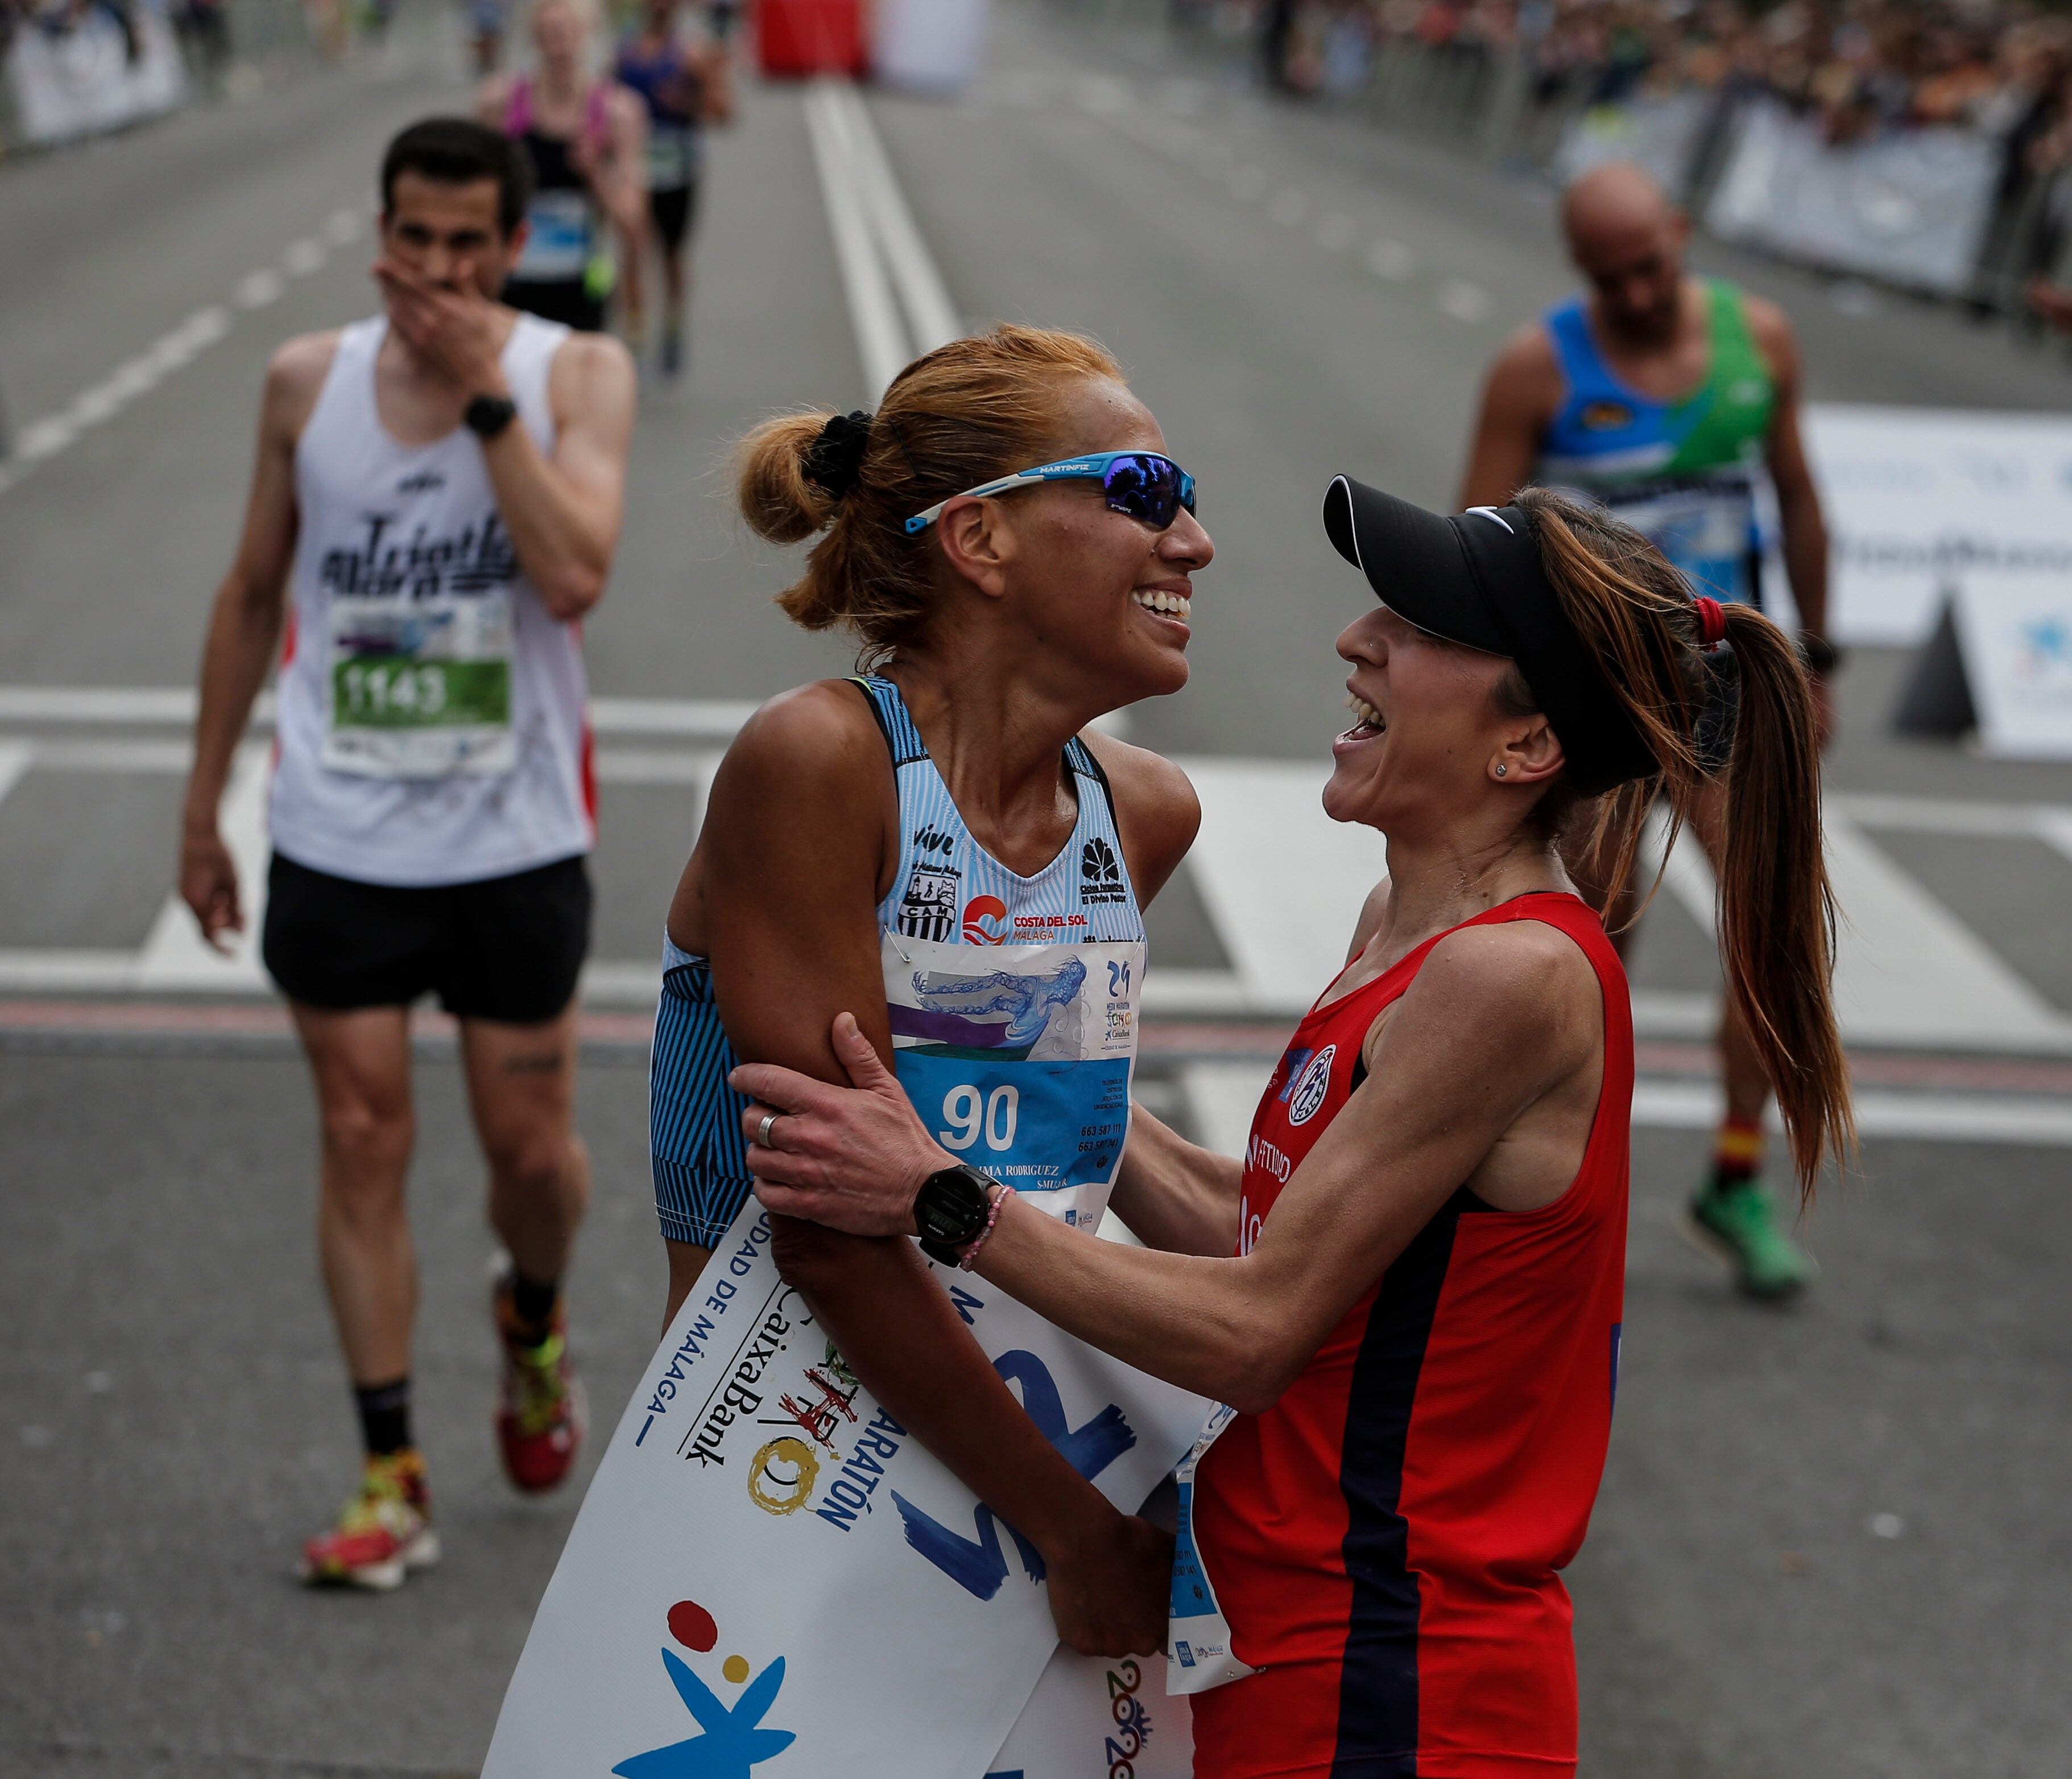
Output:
top-left (803, 410), bottom-right (874, 499)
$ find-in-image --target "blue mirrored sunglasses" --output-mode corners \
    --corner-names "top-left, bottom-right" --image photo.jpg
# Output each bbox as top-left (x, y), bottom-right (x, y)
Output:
top-left (904, 450), bottom-right (1198, 536)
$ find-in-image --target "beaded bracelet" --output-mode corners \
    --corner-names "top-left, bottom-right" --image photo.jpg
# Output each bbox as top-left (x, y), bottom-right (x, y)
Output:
top-left (957, 1186), bottom-right (1008, 1271)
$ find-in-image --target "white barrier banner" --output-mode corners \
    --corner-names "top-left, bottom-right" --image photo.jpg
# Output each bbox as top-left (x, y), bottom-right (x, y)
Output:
top-left (1951, 574), bottom-right (2072, 758)
top-left (483, 1207), bottom-right (1207, 1779)
top-left (6, 0), bottom-right (186, 146)
top-left (1707, 99), bottom-right (1996, 295)
top-left (1552, 92), bottom-right (1711, 203)
top-left (1805, 404), bottom-right (2072, 645)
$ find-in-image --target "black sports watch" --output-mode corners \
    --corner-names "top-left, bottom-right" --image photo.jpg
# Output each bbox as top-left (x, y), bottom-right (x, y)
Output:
top-left (915, 1162), bottom-right (999, 1266)
top-left (464, 393), bottom-right (518, 439)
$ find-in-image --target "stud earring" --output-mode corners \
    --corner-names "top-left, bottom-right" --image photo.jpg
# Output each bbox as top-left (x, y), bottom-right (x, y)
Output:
top-left (1495, 763), bottom-right (1508, 777)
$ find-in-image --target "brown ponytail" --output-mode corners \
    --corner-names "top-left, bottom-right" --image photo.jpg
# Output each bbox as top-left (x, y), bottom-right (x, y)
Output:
top-left (1512, 486), bottom-right (1853, 1200)
top-left (733, 325), bottom-right (1126, 667)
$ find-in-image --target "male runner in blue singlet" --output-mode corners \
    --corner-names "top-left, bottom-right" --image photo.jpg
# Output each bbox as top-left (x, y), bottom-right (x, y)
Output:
top-left (1461, 160), bottom-right (1838, 1299)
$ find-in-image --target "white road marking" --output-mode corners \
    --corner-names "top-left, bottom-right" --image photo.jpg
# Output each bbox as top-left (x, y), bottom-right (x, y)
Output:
top-left (324, 207), bottom-right (364, 246)
top-left (803, 81), bottom-right (910, 399)
top-left (1824, 808), bottom-right (2070, 1052)
top-left (235, 269), bottom-right (286, 308)
top-left (1366, 240), bottom-right (1416, 279)
top-left (14, 416), bottom-right (78, 461)
top-left (2, 690), bottom-right (2069, 1051)
top-left (134, 741), bottom-right (272, 992)
top-left (24, 739), bottom-right (198, 772)
top-left (0, 686), bottom-right (755, 734)
top-left (0, 950), bottom-right (137, 991)
top-left (1437, 278), bottom-right (1494, 323)
top-left (1181, 1061), bottom-right (2072, 1153)
top-left (0, 184), bottom-right (363, 501)
top-left (825, 82), bottom-right (961, 354)
top-left (0, 741), bottom-right (34, 812)
top-left (582, 959), bottom-right (663, 1003)
top-left (1176, 756), bottom-right (1383, 1017)
top-left (2029, 808), bottom-right (2072, 869)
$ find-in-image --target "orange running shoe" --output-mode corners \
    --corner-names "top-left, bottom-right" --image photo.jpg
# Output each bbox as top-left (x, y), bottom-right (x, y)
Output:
top-left (494, 1275), bottom-right (586, 1493)
top-left (297, 1449), bottom-right (439, 1591)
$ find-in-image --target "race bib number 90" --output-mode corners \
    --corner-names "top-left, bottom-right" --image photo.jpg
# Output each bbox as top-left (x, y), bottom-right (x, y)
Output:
top-left (882, 931), bottom-right (1144, 1233)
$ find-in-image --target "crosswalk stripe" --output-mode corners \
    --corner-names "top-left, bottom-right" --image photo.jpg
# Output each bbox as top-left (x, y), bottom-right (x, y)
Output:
top-left (0, 741), bottom-right (33, 810)
top-left (134, 742), bottom-right (272, 993)
top-left (1821, 808), bottom-right (2072, 1052)
top-left (1174, 758), bottom-right (2072, 1054)
top-left (0, 711), bottom-right (2067, 1055)
top-left (1178, 1062), bottom-right (2072, 1153)
top-left (0, 686), bottom-right (754, 735)
top-left (1176, 757), bottom-right (1382, 1016)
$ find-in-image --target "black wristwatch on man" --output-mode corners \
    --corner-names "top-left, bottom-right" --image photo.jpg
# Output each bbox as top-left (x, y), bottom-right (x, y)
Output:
top-left (915, 1162), bottom-right (1000, 1266)
top-left (464, 392), bottom-right (518, 439)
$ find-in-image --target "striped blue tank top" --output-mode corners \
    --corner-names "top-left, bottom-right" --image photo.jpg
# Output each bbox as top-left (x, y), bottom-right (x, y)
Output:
top-left (651, 676), bottom-right (1146, 1248)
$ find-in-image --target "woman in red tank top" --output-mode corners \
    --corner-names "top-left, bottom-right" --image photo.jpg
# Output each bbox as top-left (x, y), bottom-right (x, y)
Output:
top-left (742, 480), bottom-right (1854, 1777)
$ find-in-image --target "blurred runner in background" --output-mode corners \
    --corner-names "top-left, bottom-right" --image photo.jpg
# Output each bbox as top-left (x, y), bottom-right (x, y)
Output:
top-left (468, 0), bottom-right (505, 75)
top-left (478, 0), bottom-right (647, 336)
top-left (177, 118), bottom-right (636, 1591)
top-left (1461, 160), bottom-right (1838, 1302)
top-left (614, 0), bottom-right (734, 377)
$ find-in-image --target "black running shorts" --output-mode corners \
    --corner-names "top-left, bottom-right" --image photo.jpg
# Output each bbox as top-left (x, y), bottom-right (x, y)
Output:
top-left (649, 180), bottom-right (698, 251)
top-left (263, 853), bottom-right (592, 1025)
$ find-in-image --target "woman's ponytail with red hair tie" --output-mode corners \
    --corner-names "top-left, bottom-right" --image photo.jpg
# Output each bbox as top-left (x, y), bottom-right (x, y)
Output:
top-left (1693, 596), bottom-right (1726, 653)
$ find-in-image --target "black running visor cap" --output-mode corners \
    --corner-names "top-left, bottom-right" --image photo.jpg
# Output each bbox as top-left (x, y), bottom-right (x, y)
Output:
top-left (1321, 475), bottom-right (1657, 798)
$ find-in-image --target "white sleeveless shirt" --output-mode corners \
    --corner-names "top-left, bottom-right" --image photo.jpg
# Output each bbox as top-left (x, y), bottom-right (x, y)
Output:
top-left (270, 313), bottom-right (595, 887)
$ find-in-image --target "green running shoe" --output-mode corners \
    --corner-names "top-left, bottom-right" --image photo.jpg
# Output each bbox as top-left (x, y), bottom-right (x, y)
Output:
top-left (1684, 1177), bottom-right (1812, 1301)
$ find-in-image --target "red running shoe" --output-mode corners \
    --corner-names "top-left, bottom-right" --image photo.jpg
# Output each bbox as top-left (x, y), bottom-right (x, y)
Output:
top-left (297, 1449), bottom-right (439, 1591)
top-left (494, 1274), bottom-right (586, 1493)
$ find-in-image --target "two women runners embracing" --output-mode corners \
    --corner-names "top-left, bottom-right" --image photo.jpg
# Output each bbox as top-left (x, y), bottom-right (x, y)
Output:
top-left (667, 323), bottom-right (1851, 1775)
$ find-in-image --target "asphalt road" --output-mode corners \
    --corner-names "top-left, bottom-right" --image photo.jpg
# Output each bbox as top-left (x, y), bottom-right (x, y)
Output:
top-left (5, 5), bottom-right (2072, 1776)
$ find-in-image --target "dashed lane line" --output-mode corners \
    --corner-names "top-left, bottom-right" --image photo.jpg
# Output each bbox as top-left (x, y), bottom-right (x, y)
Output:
top-left (999, 65), bottom-right (1501, 329)
top-left (0, 203), bottom-right (370, 500)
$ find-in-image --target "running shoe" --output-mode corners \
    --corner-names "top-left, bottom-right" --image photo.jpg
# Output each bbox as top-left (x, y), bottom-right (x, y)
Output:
top-left (493, 1275), bottom-right (586, 1493)
top-left (1684, 1177), bottom-right (1812, 1301)
top-left (297, 1449), bottom-right (438, 1591)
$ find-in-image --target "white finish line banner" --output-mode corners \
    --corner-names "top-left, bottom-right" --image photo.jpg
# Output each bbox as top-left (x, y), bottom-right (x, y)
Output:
top-left (483, 1208), bottom-right (1207, 1779)
top-left (1806, 404), bottom-right (2072, 646)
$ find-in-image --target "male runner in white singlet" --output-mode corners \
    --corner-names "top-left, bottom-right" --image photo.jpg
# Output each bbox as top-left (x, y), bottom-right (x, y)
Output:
top-left (177, 118), bottom-right (636, 1590)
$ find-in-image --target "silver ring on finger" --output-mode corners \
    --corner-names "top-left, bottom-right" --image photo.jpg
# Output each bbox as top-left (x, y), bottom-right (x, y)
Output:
top-left (757, 1111), bottom-right (783, 1150)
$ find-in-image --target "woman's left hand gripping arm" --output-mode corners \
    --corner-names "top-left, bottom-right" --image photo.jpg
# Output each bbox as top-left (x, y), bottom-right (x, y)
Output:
top-left (743, 924), bottom-right (1596, 1413)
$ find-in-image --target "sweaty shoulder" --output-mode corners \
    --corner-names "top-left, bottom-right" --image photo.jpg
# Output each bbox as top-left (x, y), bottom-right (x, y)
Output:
top-left (714, 680), bottom-right (889, 806)
top-left (265, 330), bottom-right (343, 442)
top-left (1078, 730), bottom-right (1199, 903)
top-left (1383, 917), bottom-right (1600, 1075)
top-left (548, 327), bottom-right (637, 398)
top-left (1739, 291), bottom-right (1801, 383)
top-left (1486, 320), bottom-right (1564, 400)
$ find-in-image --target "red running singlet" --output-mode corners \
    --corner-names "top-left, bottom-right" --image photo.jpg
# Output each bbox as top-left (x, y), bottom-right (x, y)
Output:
top-left (1190, 892), bottom-right (1631, 1778)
